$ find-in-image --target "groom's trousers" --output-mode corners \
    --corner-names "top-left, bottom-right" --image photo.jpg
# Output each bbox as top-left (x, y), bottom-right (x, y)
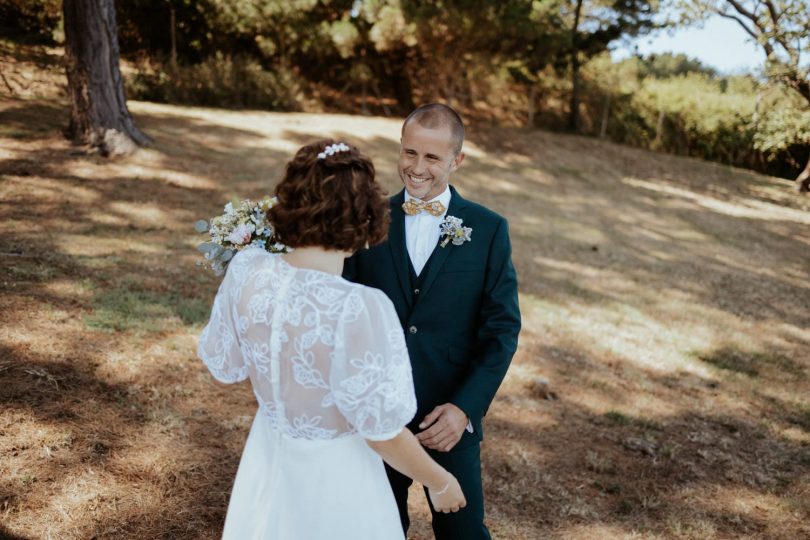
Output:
top-left (385, 436), bottom-right (491, 540)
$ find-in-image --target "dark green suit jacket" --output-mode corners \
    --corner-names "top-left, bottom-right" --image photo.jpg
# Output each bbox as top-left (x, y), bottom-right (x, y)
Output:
top-left (344, 186), bottom-right (520, 442)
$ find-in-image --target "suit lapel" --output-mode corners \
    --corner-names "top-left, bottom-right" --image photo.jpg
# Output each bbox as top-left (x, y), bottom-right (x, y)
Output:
top-left (388, 190), bottom-right (413, 308)
top-left (417, 185), bottom-right (469, 300)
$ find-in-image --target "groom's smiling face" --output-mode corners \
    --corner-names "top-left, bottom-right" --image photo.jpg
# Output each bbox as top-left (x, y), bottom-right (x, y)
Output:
top-left (398, 122), bottom-right (464, 201)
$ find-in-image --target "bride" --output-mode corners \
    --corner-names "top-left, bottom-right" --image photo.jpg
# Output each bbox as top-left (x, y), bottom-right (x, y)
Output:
top-left (198, 140), bottom-right (465, 539)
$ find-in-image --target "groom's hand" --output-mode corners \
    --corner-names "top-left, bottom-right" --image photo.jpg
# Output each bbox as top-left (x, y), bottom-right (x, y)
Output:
top-left (416, 403), bottom-right (468, 452)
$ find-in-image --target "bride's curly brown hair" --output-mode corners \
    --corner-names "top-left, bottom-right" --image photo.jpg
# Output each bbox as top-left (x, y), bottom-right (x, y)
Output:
top-left (268, 139), bottom-right (390, 252)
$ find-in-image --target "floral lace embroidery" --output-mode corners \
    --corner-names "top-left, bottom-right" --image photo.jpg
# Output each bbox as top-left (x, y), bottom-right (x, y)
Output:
top-left (198, 250), bottom-right (416, 441)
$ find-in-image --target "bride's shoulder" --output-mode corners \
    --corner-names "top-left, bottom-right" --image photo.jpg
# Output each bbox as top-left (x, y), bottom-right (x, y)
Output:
top-left (223, 248), bottom-right (279, 281)
top-left (231, 247), bottom-right (276, 268)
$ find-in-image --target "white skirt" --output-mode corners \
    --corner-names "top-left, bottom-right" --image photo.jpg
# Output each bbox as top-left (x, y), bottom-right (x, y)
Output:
top-left (222, 411), bottom-right (405, 540)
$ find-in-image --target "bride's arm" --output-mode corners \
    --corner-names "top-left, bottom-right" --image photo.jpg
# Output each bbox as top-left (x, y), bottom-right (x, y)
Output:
top-left (366, 429), bottom-right (466, 513)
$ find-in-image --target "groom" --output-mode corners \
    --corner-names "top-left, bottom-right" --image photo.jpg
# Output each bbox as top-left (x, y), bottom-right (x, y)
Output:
top-left (344, 103), bottom-right (520, 539)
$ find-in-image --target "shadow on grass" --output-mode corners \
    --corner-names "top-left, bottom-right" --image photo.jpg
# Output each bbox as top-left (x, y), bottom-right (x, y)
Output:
top-left (485, 342), bottom-right (810, 538)
top-left (0, 524), bottom-right (32, 540)
top-left (0, 335), bottom-right (247, 538)
top-left (0, 99), bottom-right (66, 140)
top-left (694, 346), bottom-right (806, 378)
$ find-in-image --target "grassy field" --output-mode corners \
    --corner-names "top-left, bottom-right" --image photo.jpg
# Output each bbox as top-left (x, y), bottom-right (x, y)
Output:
top-left (1, 86), bottom-right (809, 540)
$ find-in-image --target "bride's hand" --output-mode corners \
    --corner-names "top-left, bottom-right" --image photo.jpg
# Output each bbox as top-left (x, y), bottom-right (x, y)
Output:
top-left (428, 474), bottom-right (466, 513)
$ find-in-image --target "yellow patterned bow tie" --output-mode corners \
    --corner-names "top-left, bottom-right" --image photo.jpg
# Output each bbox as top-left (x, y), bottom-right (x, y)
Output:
top-left (402, 199), bottom-right (446, 217)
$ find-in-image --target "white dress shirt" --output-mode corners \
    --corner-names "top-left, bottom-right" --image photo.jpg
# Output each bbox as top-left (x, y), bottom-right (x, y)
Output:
top-left (403, 187), bottom-right (474, 434)
top-left (404, 187), bottom-right (452, 276)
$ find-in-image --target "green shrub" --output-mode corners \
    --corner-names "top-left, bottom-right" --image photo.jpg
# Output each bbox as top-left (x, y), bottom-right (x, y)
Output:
top-left (0, 0), bottom-right (61, 43)
top-left (125, 53), bottom-right (305, 111)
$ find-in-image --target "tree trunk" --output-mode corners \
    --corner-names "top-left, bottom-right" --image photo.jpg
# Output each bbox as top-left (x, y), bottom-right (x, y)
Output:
top-left (361, 79), bottom-right (369, 115)
top-left (653, 109), bottom-right (665, 150)
top-left (63, 0), bottom-right (149, 155)
top-left (599, 93), bottom-right (610, 139)
top-left (170, 7), bottom-right (177, 72)
top-left (797, 156), bottom-right (810, 193)
top-left (568, 0), bottom-right (584, 132)
top-left (388, 54), bottom-right (415, 113)
top-left (527, 85), bottom-right (537, 129)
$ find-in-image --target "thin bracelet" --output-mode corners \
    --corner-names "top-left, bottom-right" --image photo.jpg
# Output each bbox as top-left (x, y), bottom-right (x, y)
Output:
top-left (432, 481), bottom-right (451, 496)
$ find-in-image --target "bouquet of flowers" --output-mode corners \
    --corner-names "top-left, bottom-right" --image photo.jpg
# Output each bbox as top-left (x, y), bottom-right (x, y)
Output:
top-left (195, 196), bottom-right (288, 275)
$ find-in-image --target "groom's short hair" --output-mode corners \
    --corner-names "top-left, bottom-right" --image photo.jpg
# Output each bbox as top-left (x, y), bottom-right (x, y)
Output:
top-left (402, 103), bottom-right (465, 155)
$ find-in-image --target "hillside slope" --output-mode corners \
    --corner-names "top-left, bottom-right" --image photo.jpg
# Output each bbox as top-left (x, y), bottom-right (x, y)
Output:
top-left (1, 88), bottom-right (809, 538)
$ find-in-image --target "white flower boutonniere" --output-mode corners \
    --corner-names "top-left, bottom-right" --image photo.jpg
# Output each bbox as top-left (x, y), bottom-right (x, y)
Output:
top-left (439, 215), bottom-right (472, 248)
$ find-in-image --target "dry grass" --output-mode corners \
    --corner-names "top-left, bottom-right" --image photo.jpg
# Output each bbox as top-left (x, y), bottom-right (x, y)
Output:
top-left (1, 60), bottom-right (809, 539)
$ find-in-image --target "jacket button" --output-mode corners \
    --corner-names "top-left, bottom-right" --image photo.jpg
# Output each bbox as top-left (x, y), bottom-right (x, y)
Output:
top-left (414, 288), bottom-right (420, 295)
top-left (409, 326), bottom-right (417, 334)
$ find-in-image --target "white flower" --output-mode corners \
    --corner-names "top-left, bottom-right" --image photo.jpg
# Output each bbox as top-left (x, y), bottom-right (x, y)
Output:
top-left (317, 142), bottom-right (351, 159)
top-left (226, 223), bottom-right (255, 245)
top-left (443, 216), bottom-right (463, 228)
top-left (223, 202), bottom-right (234, 215)
top-left (439, 215), bottom-right (473, 248)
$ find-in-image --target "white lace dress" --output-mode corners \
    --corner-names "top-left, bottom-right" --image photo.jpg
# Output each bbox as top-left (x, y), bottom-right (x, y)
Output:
top-left (198, 249), bottom-right (416, 540)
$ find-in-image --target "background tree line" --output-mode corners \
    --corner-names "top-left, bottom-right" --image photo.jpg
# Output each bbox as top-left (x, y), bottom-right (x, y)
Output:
top-left (1, 0), bottom-right (807, 188)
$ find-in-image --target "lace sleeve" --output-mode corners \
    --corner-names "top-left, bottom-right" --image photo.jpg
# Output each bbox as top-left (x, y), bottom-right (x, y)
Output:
top-left (197, 252), bottom-right (253, 384)
top-left (331, 288), bottom-right (416, 441)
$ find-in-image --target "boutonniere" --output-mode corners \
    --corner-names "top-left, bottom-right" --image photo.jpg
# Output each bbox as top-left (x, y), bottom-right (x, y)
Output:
top-left (439, 215), bottom-right (473, 247)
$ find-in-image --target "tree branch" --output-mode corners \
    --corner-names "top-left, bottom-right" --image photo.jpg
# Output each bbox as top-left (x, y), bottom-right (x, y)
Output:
top-left (0, 71), bottom-right (14, 94)
top-left (761, 0), bottom-right (780, 26)
top-left (724, 0), bottom-right (760, 26)
top-left (757, 0), bottom-right (797, 60)
top-left (713, 9), bottom-right (774, 57)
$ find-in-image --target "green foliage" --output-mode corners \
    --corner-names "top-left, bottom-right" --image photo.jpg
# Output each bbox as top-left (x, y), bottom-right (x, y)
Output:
top-left (672, 0), bottom-right (810, 177)
top-left (325, 16), bottom-right (361, 59)
top-left (367, 1), bottom-right (417, 52)
top-left (576, 52), bottom-right (808, 175)
top-left (638, 74), bottom-right (757, 159)
top-left (125, 54), bottom-right (304, 110)
top-left (753, 88), bottom-right (810, 155)
top-left (637, 52), bottom-right (716, 78)
top-left (0, 0), bottom-right (61, 43)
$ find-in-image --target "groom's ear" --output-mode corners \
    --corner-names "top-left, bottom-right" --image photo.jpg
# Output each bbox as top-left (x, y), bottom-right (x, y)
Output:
top-left (451, 151), bottom-right (465, 172)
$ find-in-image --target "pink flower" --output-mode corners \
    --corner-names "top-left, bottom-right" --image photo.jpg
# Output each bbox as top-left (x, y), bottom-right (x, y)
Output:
top-left (226, 223), bottom-right (255, 245)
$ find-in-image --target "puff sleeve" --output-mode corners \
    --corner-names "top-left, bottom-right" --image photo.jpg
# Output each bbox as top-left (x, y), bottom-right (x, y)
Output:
top-left (197, 251), bottom-right (253, 384)
top-left (330, 287), bottom-right (416, 441)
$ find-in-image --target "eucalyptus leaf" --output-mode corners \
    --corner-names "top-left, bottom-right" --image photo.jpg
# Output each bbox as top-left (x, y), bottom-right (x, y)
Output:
top-left (220, 249), bottom-right (235, 262)
top-left (196, 242), bottom-right (219, 254)
top-left (194, 219), bottom-right (209, 233)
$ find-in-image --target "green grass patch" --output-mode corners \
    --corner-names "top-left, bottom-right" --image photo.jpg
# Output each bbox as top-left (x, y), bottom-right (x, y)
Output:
top-left (787, 405), bottom-right (810, 433)
top-left (696, 347), bottom-right (805, 378)
top-left (697, 347), bottom-right (760, 377)
top-left (86, 286), bottom-right (209, 333)
top-left (604, 411), bottom-right (633, 426)
top-left (3, 262), bottom-right (56, 282)
top-left (603, 410), bottom-right (663, 431)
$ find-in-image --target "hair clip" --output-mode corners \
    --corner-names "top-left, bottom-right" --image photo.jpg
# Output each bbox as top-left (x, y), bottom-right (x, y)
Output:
top-left (317, 142), bottom-right (351, 159)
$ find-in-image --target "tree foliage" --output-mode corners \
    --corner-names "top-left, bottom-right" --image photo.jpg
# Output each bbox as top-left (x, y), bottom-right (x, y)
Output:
top-left (674, 0), bottom-right (810, 188)
top-left (0, 0), bottom-right (804, 182)
top-left (0, 0), bottom-right (61, 42)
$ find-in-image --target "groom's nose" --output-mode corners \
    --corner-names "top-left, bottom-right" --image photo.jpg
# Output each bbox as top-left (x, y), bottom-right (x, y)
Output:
top-left (412, 157), bottom-right (428, 175)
